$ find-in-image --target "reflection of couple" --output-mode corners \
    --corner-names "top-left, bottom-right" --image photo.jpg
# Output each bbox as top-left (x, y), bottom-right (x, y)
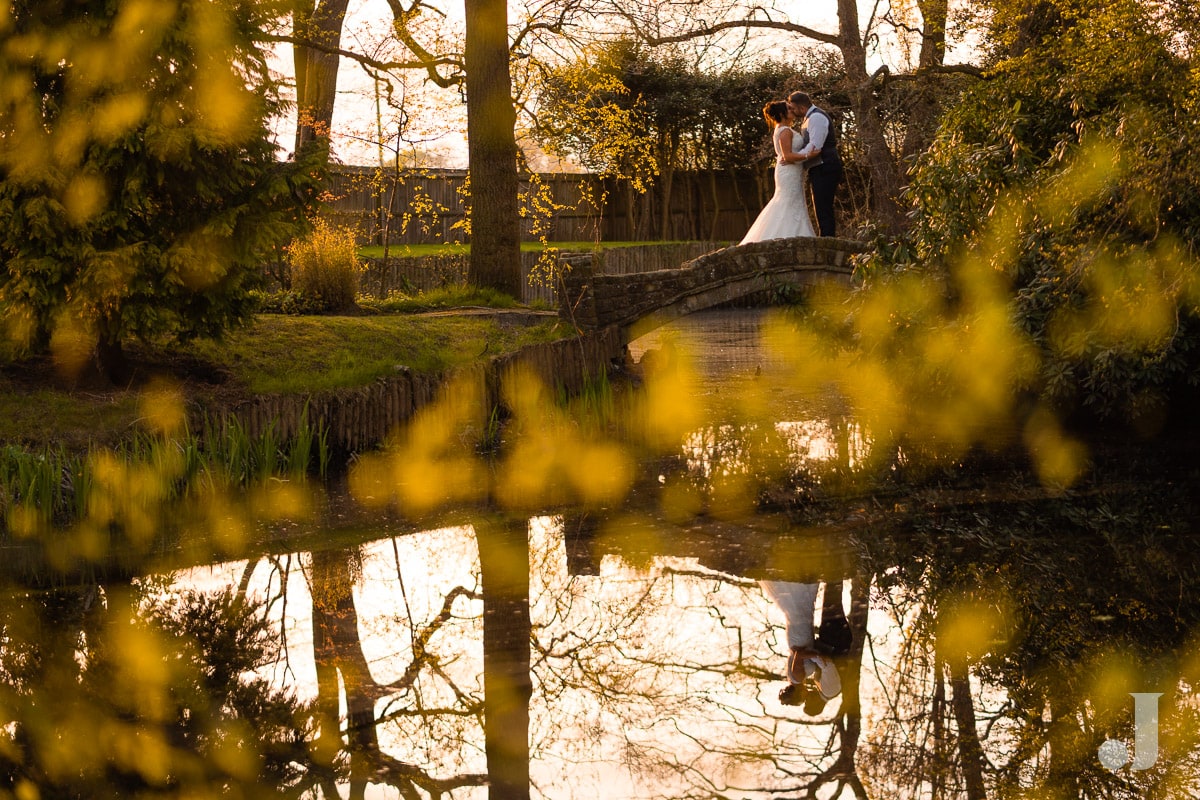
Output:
top-left (761, 578), bottom-right (853, 714)
top-left (740, 91), bottom-right (843, 244)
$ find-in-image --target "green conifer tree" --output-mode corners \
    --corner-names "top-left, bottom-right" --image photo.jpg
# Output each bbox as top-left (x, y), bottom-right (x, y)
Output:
top-left (0, 0), bottom-right (321, 381)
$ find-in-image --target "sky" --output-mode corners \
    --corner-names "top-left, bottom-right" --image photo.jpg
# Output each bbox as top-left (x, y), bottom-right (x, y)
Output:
top-left (268, 0), bottom-right (946, 169)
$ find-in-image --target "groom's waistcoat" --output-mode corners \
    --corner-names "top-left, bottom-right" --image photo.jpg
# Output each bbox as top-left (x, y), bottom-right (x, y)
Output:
top-left (806, 107), bottom-right (841, 165)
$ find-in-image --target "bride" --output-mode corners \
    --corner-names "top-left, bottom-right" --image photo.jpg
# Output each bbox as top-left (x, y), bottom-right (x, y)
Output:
top-left (740, 101), bottom-right (816, 244)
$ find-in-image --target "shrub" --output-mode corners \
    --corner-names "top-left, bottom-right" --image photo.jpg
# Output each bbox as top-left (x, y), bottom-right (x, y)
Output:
top-left (288, 220), bottom-right (363, 312)
top-left (356, 285), bottom-right (520, 313)
top-left (250, 289), bottom-right (329, 316)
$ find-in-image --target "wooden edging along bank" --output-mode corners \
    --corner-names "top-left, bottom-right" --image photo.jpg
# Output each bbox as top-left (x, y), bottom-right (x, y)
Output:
top-left (0, 326), bottom-right (628, 586)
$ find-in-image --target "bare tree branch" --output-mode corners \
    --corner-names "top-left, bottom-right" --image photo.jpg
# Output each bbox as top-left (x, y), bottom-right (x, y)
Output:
top-left (631, 17), bottom-right (842, 48)
top-left (263, 32), bottom-right (463, 83)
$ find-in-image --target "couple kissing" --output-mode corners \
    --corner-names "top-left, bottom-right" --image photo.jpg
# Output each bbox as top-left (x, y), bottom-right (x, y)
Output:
top-left (739, 91), bottom-right (843, 245)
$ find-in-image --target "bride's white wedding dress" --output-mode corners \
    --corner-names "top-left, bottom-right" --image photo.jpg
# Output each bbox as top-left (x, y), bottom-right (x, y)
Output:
top-left (739, 124), bottom-right (815, 244)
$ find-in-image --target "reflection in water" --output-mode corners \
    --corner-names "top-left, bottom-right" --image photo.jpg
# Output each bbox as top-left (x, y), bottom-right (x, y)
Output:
top-left (4, 309), bottom-right (1200, 798)
top-left (171, 517), bottom-right (867, 797)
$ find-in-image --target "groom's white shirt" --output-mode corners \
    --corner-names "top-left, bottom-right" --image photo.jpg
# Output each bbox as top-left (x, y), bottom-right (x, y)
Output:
top-left (799, 106), bottom-right (830, 158)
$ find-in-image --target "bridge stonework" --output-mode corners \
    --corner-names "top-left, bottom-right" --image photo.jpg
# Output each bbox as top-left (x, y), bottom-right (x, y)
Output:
top-left (559, 236), bottom-right (867, 334)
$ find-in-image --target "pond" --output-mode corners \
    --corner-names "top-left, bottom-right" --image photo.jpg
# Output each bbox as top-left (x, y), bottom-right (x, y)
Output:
top-left (4, 308), bottom-right (1199, 799)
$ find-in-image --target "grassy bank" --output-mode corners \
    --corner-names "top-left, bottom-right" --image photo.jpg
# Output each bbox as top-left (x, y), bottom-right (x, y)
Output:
top-left (182, 313), bottom-right (564, 394)
top-left (0, 312), bottom-right (569, 449)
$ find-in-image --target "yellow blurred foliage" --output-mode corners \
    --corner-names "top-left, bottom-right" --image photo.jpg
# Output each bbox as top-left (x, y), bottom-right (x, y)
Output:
top-left (1037, 136), bottom-right (1124, 229)
top-left (1023, 405), bottom-right (1088, 490)
top-left (564, 440), bottom-right (633, 508)
top-left (836, 358), bottom-right (904, 444)
top-left (495, 427), bottom-right (567, 511)
top-left (637, 339), bottom-right (704, 451)
top-left (596, 514), bottom-right (664, 570)
top-left (6, 505), bottom-right (43, 539)
top-left (396, 453), bottom-right (488, 515)
top-left (1087, 649), bottom-right (1142, 716)
top-left (3, 306), bottom-right (36, 352)
top-left (140, 378), bottom-right (186, 436)
top-left (50, 111), bottom-right (91, 172)
top-left (209, 500), bottom-right (249, 553)
top-left (68, 521), bottom-right (108, 562)
top-left (63, 172), bottom-right (108, 225)
top-left (659, 474), bottom-right (704, 523)
top-left (761, 314), bottom-right (833, 394)
top-left (348, 452), bottom-right (394, 509)
top-left (210, 720), bottom-right (261, 780)
top-left (708, 471), bottom-right (755, 522)
top-left (187, 3), bottom-right (251, 143)
top-left (93, 93), bottom-right (149, 143)
top-left (172, 234), bottom-right (231, 291)
top-left (110, 622), bottom-right (173, 722)
top-left (936, 592), bottom-right (1013, 669)
top-left (87, 450), bottom-right (180, 544)
top-left (112, 0), bottom-right (177, 57)
top-left (249, 481), bottom-right (314, 522)
top-left (48, 315), bottom-right (96, 382)
top-left (195, 70), bottom-right (252, 143)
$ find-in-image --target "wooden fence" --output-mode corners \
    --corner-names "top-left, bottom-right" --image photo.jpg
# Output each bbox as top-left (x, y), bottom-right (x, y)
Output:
top-left (322, 165), bottom-right (769, 245)
top-left (360, 242), bottom-right (730, 306)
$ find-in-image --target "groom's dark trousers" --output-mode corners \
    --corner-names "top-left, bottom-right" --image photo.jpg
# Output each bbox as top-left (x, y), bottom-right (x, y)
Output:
top-left (808, 161), bottom-right (843, 237)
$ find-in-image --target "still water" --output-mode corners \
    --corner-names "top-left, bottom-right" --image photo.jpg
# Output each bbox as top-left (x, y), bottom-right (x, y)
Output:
top-left (7, 309), bottom-right (1200, 799)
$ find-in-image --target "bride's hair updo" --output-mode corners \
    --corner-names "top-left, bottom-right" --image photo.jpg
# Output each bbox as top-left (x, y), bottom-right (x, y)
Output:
top-left (762, 101), bottom-right (789, 125)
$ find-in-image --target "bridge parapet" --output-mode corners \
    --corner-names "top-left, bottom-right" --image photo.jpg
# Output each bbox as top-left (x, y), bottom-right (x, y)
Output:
top-left (560, 236), bottom-right (867, 333)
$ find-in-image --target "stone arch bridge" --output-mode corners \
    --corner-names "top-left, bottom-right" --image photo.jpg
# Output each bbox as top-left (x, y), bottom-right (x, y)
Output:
top-left (558, 236), bottom-right (867, 336)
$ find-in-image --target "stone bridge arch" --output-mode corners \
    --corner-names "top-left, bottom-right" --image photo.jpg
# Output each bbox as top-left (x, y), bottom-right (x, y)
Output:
top-left (558, 236), bottom-right (867, 335)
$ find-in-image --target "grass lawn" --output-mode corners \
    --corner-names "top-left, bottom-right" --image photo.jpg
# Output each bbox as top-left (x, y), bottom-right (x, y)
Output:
top-left (0, 313), bottom-right (570, 448)
top-left (183, 313), bottom-right (566, 394)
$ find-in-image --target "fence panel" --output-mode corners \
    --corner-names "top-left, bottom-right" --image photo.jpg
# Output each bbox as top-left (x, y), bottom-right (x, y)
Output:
top-left (359, 242), bottom-right (728, 306)
top-left (322, 166), bottom-right (765, 245)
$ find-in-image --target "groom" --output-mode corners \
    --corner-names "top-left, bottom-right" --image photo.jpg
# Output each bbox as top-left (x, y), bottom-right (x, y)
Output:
top-left (787, 91), bottom-right (843, 238)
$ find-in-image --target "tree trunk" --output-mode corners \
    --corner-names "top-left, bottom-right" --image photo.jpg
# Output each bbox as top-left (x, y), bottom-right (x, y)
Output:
top-left (657, 133), bottom-right (678, 238)
top-left (707, 169), bottom-right (722, 241)
top-left (95, 329), bottom-right (129, 386)
top-left (836, 0), bottom-right (905, 232)
top-left (476, 518), bottom-right (532, 800)
top-left (949, 667), bottom-right (988, 800)
top-left (932, 652), bottom-right (948, 799)
top-left (900, 0), bottom-right (950, 162)
top-left (292, 0), bottom-right (350, 157)
top-left (658, 166), bottom-right (675, 239)
top-left (464, 0), bottom-right (522, 296)
top-left (311, 547), bottom-right (380, 797)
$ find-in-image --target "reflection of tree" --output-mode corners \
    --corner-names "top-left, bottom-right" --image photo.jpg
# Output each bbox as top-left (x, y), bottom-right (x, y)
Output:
top-left (477, 517), bottom-right (533, 800)
top-left (260, 376), bottom-right (889, 798)
top-left (304, 541), bottom-right (490, 798)
top-left (310, 546), bottom-right (377, 795)
top-left (262, 520), bottom-right (532, 800)
top-left (539, 506), bottom-right (875, 798)
top-left (861, 445), bottom-right (1200, 798)
top-left (0, 582), bottom-right (317, 797)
